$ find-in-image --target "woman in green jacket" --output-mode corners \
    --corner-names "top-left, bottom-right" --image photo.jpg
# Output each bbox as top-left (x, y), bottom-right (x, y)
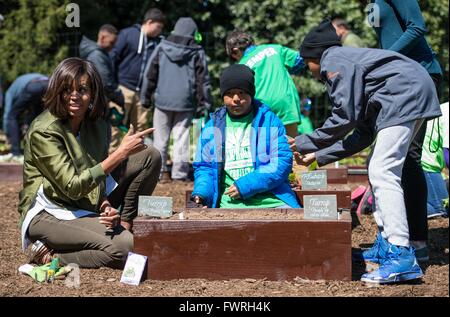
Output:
top-left (19, 58), bottom-right (161, 269)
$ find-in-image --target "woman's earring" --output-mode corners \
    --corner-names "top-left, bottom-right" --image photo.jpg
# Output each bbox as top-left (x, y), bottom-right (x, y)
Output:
top-left (88, 103), bottom-right (93, 110)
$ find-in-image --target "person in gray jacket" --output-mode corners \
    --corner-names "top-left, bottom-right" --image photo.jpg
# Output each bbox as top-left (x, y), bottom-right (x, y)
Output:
top-left (141, 17), bottom-right (212, 182)
top-left (290, 19), bottom-right (441, 284)
top-left (79, 24), bottom-right (125, 110)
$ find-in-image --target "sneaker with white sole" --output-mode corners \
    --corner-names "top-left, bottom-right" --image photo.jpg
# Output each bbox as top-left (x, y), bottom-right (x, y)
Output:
top-left (361, 244), bottom-right (423, 284)
top-left (0, 153), bottom-right (13, 162)
top-left (9, 154), bottom-right (24, 164)
top-left (427, 210), bottom-right (446, 219)
top-left (0, 153), bottom-right (23, 163)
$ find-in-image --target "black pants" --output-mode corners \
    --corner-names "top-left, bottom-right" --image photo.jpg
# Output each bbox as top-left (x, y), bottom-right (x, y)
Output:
top-left (403, 73), bottom-right (441, 241)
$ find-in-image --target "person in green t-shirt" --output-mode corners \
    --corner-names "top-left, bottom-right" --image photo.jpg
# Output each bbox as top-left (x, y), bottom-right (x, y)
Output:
top-left (225, 30), bottom-right (305, 138)
top-left (297, 97), bottom-right (314, 135)
top-left (191, 64), bottom-right (300, 209)
top-left (421, 102), bottom-right (449, 218)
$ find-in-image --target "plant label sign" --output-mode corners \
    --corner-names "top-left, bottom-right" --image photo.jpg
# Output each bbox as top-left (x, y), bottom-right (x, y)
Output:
top-left (138, 196), bottom-right (173, 218)
top-left (303, 195), bottom-right (338, 220)
top-left (120, 252), bottom-right (147, 286)
top-left (300, 170), bottom-right (327, 190)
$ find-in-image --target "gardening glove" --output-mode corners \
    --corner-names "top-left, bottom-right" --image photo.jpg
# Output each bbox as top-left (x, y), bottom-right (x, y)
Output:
top-left (19, 263), bottom-right (73, 283)
top-left (108, 102), bottom-right (128, 132)
top-left (110, 107), bottom-right (125, 127)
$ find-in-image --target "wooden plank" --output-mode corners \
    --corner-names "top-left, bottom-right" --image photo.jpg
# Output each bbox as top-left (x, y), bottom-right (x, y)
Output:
top-left (317, 167), bottom-right (348, 184)
top-left (134, 211), bottom-right (351, 281)
top-left (295, 186), bottom-right (351, 209)
top-left (347, 167), bottom-right (369, 185)
top-left (0, 163), bottom-right (22, 183)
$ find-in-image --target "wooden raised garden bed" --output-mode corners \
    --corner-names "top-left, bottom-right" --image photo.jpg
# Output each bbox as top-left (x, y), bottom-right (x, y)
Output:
top-left (133, 208), bottom-right (352, 281)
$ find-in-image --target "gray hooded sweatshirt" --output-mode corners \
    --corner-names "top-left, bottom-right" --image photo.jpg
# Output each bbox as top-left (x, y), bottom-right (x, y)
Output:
top-left (295, 46), bottom-right (441, 166)
top-left (140, 17), bottom-right (212, 112)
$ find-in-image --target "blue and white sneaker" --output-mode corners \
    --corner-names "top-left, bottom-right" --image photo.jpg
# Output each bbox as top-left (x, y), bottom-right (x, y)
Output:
top-left (361, 244), bottom-right (423, 284)
top-left (427, 210), bottom-right (446, 219)
top-left (353, 232), bottom-right (389, 263)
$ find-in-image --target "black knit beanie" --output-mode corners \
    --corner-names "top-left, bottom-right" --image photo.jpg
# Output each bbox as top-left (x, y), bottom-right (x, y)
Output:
top-left (299, 18), bottom-right (342, 60)
top-left (220, 64), bottom-right (255, 98)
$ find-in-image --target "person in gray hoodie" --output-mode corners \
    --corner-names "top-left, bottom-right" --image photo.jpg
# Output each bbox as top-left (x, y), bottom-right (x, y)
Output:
top-left (109, 8), bottom-right (165, 154)
top-left (290, 19), bottom-right (441, 284)
top-left (141, 17), bottom-right (212, 182)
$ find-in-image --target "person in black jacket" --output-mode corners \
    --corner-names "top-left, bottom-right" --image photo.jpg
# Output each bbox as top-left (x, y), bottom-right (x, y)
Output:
top-left (79, 24), bottom-right (124, 109)
top-left (292, 19), bottom-right (441, 284)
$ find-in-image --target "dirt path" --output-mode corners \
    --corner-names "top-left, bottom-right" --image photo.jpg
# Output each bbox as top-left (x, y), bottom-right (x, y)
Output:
top-left (0, 182), bottom-right (447, 297)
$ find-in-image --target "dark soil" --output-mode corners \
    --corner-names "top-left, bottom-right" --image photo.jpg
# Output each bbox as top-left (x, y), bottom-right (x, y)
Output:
top-left (165, 209), bottom-right (306, 220)
top-left (0, 181), bottom-right (448, 297)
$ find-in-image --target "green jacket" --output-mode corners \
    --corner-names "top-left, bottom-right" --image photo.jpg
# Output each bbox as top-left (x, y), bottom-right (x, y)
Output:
top-left (18, 110), bottom-right (109, 227)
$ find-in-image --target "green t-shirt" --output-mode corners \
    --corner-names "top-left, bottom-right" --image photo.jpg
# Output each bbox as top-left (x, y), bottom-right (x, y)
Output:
top-left (239, 44), bottom-right (301, 126)
top-left (219, 112), bottom-right (285, 208)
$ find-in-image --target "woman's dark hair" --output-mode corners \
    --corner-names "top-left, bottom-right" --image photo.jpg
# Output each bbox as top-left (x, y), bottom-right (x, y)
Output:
top-left (43, 57), bottom-right (107, 121)
top-left (225, 30), bottom-right (254, 57)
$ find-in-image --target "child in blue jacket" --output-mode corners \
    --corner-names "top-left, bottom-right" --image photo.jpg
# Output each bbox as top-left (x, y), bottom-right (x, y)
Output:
top-left (191, 64), bottom-right (299, 209)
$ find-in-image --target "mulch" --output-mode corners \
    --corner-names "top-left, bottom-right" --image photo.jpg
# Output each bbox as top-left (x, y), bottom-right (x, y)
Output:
top-left (0, 181), bottom-right (448, 297)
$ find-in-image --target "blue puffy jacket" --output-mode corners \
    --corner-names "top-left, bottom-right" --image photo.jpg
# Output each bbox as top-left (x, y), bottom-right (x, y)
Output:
top-left (192, 100), bottom-right (300, 208)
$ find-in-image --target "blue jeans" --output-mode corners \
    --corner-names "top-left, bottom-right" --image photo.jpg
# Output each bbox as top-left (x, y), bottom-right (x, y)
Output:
top-left (424, 171), bottom-right (449, 216)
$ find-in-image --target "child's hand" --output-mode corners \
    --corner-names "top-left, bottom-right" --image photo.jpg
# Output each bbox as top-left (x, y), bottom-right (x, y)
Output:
top-left (192, 195), bottom-right (208, 209)
top-left (286, 135), bottom-right (298, 152)
top-left (224, 184), bottom-right (241, 199)
top-left (294, 152), bottom-right (316, 166)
